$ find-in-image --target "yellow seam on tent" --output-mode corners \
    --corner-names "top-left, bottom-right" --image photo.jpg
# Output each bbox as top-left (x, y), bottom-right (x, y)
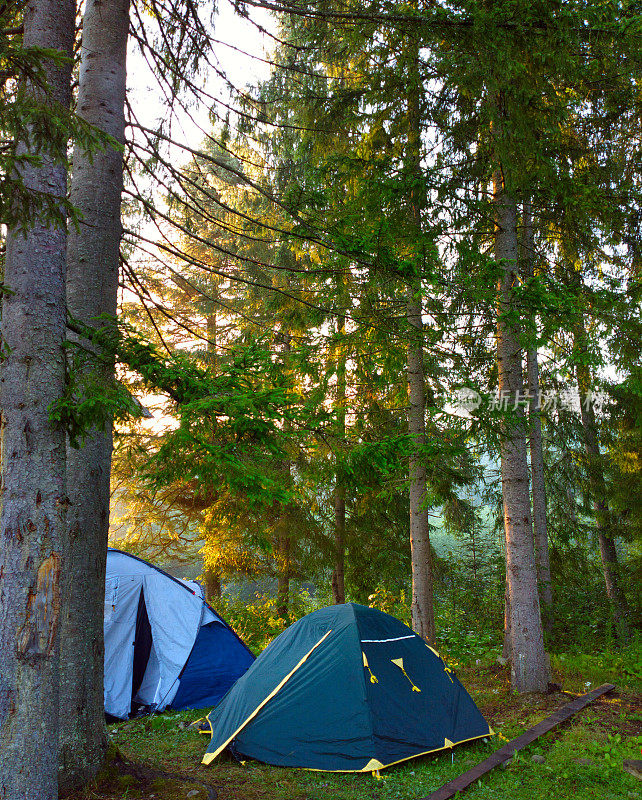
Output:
top-left (297, 731), bottom-right (494, 773)
top-left (201, 629), bottom-right (333, 765)
top-left (360, 731), bottom-right (493, 772)
top-left (425, 643), bottom-right (454, 683)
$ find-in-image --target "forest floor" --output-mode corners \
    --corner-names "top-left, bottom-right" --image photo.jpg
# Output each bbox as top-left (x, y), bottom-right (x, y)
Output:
top-left (70, 658), bottom-right (642, 800)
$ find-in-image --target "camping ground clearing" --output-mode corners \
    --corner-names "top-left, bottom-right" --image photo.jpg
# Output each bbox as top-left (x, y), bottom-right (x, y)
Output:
top-left (68, 656), bottom-right (641, 800)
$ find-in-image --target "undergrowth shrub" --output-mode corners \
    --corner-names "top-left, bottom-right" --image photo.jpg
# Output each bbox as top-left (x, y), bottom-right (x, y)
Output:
top-left (212, 558), bottom-right (639, 677)
top-left (365, 586), bottom-right (411, 625)
top-left (211, 588), bottom-right (321, 653)
top-left (364, 585), bottom-right (502, 665)
top-left (551, 635), bottom-right (642, 690)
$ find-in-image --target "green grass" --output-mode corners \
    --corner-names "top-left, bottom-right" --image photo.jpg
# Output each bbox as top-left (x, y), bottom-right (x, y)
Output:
top-left (70, 658), bottom-right (642, 800)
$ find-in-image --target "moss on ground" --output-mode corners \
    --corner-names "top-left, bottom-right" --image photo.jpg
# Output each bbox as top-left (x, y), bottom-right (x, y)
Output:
top-left (68, 661), bottom-right (641, 800)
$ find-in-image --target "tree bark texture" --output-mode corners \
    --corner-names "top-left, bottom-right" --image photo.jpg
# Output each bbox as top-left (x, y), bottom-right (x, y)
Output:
top-left (332, 484), bottom-right (346, 605)
top-left (332, 313), bottom-right (346, 605)
top-left (574, 325), bottom-right (630, 641)
top-left (407, 287), bottom-right (435, 642)
top-left (521, 201), bottom-right (553, 622)
top-left (204, 566), bottom-right (222, 600)
top-left (502, 573), bottom-right (511, 660)
top-left (494, 172), bottom-right (549, 692)
top-left (406, 47), bottom-right (434, 643)
top-left (59, 0), bottom-right (130, 792)
top-left (0, 2), bottom-right (74, 797)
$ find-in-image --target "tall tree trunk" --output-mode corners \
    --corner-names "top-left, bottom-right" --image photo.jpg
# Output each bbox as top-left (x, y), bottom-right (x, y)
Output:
top-left (59, 0), bottom-right (130, 792)
top-left (0, 2), bottom-right (74, 797)
top-left (203, 312), bottom-right (222, 601)
top-left (494, 172), bottom-right (549, 692)
top-left (521, 200), bottom-right (553, 625)
top-left (276, 531), bottom-right (291, 619)
top-left (207, 310), bottom-right (218, 376)
top-left (502, 574), bottom-right (511, 660)
top-left (408, 287), bottom-right (434, 642)
top-left (407, 37), bottom-right (434, 643)
top-left (275, 332), bottom-right (292, 619)
top-left (574, 324), bottom-right (630, 641)
top-left (332, 312), bottom-right (346, 605)
top-left (332, 484), bottom-right (346, 604)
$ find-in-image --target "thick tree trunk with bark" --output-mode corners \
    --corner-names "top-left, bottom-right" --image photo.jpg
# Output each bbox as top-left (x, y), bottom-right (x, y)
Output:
top-left (494, 173), bottom-right (549, 692)
top-left (0, 2), bottom-right (74, 797)
top-left (574, 326), bottom-right (630, 641)
top-left (332, 313), bottom-right (346, 605)
top-left (521, 201), bottom-right (553, 624)
top-left (59, 0), bottom-right (130, 792)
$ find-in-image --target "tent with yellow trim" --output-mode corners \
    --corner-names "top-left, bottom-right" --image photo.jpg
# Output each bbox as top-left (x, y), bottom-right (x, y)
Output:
top-left (202, 603), bottom-right (492, 772)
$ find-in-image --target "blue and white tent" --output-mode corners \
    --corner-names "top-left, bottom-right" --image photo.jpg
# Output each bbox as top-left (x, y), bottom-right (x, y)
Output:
top-left (104, 548), bottom-right (254, 720)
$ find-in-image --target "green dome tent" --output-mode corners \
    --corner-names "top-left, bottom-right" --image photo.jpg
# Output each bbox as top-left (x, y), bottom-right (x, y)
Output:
top-left (202, 603), bottom-right (492, 772)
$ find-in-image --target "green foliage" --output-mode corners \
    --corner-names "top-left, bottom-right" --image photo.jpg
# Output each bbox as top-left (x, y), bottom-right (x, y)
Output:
top-left (56, 319), bottom-right (320, 506)
top-left (363, 584), bottom-right (501, 665)
top-left (606, 367), bottom-right (642, 548)
top-left (210, 589), bottom-right (322, 653)
top-left (49, 345), bottom-right (143, 448)
top-left (0, 13), bottom-right (115, 231)
top-left (552, 637), bottom-right (642, 691)
top-left (365, 586), bottom-right (411, 625)
top-left (109, 0), bottom-right (641, 651)
top-left (436, 623), bottom-right (500, 666)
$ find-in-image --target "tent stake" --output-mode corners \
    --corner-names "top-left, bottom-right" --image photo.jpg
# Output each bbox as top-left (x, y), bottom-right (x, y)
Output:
top-left (418, 683), bottom-right (615, 800)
